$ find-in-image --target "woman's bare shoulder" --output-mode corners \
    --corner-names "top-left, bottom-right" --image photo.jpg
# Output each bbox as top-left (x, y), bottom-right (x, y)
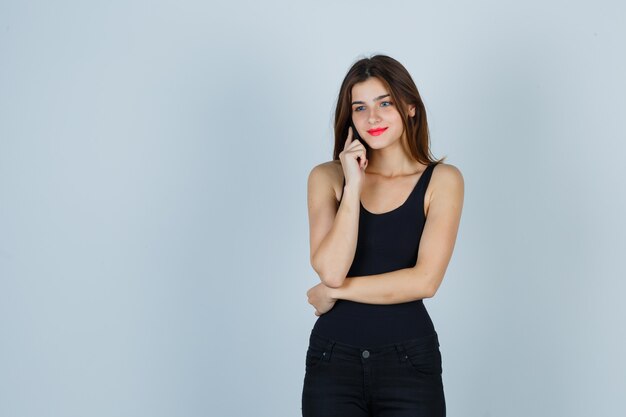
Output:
top-left (424, 162), bottom-right (464, 216)
top-left (433, 162), bottom-right (463, 179)
top-left (308, 160), bottom-right (344, 202)
top-left (429, 162), bottom-right (464, 196)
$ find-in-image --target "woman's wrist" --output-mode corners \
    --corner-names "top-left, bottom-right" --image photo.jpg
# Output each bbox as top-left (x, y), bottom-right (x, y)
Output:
top-left (342, 184), bottom-right (360, 200)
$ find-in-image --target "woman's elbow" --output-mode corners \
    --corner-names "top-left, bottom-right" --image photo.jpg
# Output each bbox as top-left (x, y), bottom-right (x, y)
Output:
top-left (322, 275), bottom-right (344, 288)
top-left (317, 268), bottom-right (345, 288)
top-left (311, 257), bottom-right (345, 288)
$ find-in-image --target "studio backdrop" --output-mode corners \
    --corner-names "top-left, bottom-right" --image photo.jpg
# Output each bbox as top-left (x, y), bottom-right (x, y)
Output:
top-left (1, 1), bottom-right (625, 416)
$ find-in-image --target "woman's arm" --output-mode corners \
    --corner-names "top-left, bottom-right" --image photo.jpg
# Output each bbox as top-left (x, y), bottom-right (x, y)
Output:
top-left (328, 164), bottom-right (464, 304)
top-left (308, 163), bottom-right (361, 288)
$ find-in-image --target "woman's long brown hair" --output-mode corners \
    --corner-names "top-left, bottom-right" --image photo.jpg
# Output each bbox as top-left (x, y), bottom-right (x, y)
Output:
top-left (332, 55), bottom-right (446, 166)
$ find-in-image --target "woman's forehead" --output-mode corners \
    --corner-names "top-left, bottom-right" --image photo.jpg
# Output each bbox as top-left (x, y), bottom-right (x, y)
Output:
top-left (351, 78), bottom-right (389, 102)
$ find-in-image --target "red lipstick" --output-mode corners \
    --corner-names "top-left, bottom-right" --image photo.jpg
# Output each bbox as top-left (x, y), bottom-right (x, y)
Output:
top-left (367, 127), bottom-right (388, 136)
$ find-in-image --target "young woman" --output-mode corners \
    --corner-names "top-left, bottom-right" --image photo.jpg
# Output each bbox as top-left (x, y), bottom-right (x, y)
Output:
top-left (301, 55), bottom-right (464, 417)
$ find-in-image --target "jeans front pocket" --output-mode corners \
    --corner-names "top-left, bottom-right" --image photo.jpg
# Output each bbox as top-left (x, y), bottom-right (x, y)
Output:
top-left (304, 333), bottom-right (332, 371)
top-left (402, 336), bottom-right (442, 376)
top-left (305, 346), bottom-right (327, 371)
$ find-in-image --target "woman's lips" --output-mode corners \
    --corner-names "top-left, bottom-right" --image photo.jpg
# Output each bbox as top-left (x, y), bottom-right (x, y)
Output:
top-left (367, 127), bottom-right (388, 136)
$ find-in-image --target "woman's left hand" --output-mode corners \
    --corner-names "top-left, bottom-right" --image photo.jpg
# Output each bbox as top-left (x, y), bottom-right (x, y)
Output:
top-left (306, 282), bottom-right (338, 316)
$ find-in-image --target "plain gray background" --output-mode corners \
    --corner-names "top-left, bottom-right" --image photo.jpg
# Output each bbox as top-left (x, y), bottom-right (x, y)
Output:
top-left (1, 0), bottom-right (625, 416)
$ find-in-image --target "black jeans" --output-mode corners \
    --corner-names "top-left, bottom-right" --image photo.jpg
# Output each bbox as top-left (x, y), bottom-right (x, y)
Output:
top-left (301, 330), bottom-right (446, 417)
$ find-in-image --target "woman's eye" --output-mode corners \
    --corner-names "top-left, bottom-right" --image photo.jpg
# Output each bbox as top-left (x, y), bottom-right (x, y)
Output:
top-left (354, 102), bottom-right (391, 112)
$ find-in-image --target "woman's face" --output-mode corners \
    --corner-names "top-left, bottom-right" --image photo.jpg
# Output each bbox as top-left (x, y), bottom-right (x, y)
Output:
top-left (350, 77), bottom-right (415, 149)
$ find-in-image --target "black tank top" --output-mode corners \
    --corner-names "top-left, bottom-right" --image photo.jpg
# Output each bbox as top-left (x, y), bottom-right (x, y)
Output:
top-left (311, 162), bottom-right (439, 347)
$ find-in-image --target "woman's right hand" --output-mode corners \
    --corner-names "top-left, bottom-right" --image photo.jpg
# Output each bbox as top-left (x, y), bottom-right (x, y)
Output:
top-left (338, 126), bottom-right (368, 191)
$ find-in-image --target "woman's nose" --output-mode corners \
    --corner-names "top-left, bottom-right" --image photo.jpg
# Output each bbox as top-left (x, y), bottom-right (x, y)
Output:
top-left (368, 109), bottom-right (380, 124)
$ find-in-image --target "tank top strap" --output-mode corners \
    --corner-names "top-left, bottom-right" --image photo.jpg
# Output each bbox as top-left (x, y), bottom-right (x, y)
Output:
top-left (414, 162), bottom-right (436, 208)
top-left (415, 162), bottom-right (436, 197)
top-left (422, 162), bottom-right (438, 187)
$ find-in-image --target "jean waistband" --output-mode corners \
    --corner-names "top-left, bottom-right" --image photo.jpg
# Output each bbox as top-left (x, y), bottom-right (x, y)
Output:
top-left (309, 329), bottom-right (440, 362)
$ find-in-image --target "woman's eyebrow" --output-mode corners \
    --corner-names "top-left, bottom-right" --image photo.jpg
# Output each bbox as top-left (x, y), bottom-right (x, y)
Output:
top-left (351, 93), bottom-right (390, 105)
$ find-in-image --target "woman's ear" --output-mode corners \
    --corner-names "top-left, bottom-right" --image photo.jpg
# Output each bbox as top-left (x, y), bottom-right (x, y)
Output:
top-left (408, 105), bottom-right (416, 118)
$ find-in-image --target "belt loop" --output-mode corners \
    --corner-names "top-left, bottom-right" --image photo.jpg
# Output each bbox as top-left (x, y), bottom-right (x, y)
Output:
top-left (323, 340), bottom-right (336, 361)
top-left (394, 343), bottom-right (407, 362)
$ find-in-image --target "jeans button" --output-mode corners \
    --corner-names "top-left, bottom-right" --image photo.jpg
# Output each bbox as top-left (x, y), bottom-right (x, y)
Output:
top-left (362, 350), bottom-right (370, 358)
